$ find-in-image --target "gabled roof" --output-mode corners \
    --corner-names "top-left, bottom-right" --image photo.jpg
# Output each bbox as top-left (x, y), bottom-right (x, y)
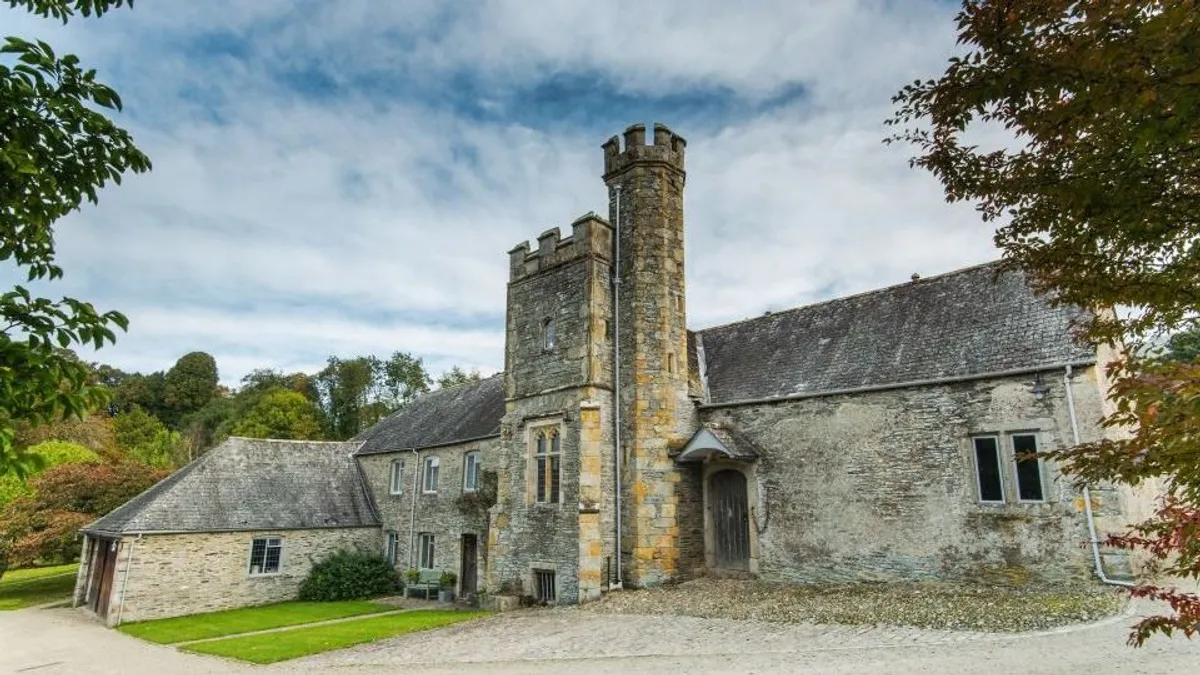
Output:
top-left (354, 374), bottom-right (505, 455)
top-left (676, 424), bottom-right (762, 463)
top-left (695, 261), bottom-right (1094, 406)
top-left (83, 438), bottom-right (378, 535)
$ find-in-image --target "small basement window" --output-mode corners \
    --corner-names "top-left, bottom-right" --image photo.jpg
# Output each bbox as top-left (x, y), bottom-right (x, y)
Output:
top-left (248, 537), bottom-right (282, 575)
top-left (972, 436), bottom-right (1004, 504)
top-left (533, 569), bottom-right (557, 604)
top-left (1012, 434), bottom-right (1045, 502)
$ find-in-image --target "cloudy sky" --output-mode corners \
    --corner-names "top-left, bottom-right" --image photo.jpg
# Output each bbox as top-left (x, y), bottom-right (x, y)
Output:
top-left (3, 0), bottom-right (997, 386)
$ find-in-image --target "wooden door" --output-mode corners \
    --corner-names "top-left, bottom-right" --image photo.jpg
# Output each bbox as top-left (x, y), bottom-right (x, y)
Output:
top-left (460, 534), bottom-right (478, 596)
top-left (88, 537), bottom-right (119, 619)
top-left (710, 470), bottom-right (750, 570)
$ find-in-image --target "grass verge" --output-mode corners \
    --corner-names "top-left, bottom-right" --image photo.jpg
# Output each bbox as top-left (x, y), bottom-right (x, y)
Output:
top-left (0, 564), bottom-right (79, 610)
top-left (119, 600), bottom-right (395, 644)
top-left (182, 609), bottom-right (488, 664)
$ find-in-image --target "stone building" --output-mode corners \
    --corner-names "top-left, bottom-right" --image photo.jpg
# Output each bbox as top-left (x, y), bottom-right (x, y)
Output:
top-left (76, 122), bottom-right (1147, 622)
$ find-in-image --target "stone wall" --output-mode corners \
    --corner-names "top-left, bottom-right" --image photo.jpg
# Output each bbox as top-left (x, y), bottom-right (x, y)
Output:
top-left (699, 368), bottom-right (1124, 586)
top-left (356, 439), bottom-right (495, 592)
top-left (101, 526), bottom-right (379, 624)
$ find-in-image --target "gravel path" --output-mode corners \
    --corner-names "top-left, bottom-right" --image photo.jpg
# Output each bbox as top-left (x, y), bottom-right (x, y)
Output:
top-left (3, 596), bottom-right (1198, 674)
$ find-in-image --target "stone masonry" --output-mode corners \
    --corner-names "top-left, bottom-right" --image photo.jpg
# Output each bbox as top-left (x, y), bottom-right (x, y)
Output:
top-left (96, 527), bottom-right (378, 625)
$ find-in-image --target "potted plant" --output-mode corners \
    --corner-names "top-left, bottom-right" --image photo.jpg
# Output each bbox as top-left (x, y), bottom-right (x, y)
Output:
top-left (438, 570), bottom-right (457, 603)
top-left (405, 567), bottom-right (420, 585)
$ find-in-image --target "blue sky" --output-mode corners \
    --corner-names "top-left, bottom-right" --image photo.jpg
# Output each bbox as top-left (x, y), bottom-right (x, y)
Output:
top-left (2, 0), bottom-right (996, 386)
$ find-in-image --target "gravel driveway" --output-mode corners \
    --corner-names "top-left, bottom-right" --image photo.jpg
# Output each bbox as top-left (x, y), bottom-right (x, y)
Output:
top-left (3, 599), bottom-right (1199, 674)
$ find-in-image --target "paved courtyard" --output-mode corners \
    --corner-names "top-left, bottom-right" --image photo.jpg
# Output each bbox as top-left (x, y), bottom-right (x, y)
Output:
top-left (2, 601), bottom-right (1198, 674)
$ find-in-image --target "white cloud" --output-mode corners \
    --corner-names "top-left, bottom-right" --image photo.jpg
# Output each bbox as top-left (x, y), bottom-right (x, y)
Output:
top-left (1, 0), bottom-right (1003, 385)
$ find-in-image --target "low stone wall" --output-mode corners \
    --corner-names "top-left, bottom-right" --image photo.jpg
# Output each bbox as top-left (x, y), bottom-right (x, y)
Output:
top-left (105, 526), bottom-right (379, 624)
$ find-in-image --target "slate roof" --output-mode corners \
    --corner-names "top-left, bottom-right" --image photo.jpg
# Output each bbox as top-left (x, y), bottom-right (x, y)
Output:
top-left (83, 438), bottom-right (378, 535)
top-left (695, 261), bottom-right (1094, 405)
top-left (676, 423), bottom-right (762, 463)
top-left (354, 374), bottom-right (505, 455)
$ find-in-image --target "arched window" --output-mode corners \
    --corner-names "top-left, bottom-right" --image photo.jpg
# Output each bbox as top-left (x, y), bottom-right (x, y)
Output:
top-left (533, 427), bottom-right (561, 503)
top-left (543, 318), bottom-right (556, 351)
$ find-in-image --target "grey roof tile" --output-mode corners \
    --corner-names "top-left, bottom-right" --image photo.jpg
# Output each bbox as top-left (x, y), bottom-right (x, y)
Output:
top-left (83, 438), bottom-right (378, 535)
top-left (354, 374), bottom-right (504, 455)
top-left (695, 261), bottom-right (1093, 405)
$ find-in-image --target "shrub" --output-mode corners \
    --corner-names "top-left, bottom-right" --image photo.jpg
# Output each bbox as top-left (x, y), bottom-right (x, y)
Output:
top-left (405, 567), bottom-right (420, 584)
top-left (298, 550), bottom-right (401, 601)
top-left (439, 571), bottom-right (457, 588)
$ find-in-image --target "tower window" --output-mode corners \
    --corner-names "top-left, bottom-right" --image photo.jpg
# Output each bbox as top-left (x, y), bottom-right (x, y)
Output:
top-left (533, 427), bottom-right (561, 504)
top-left (667, 352), bottom-right (676, 374)
top-left (543, 318), bottom-right (556, 351)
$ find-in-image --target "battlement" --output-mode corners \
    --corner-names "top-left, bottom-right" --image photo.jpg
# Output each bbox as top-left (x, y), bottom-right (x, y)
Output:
top-left (602, 123), bottom-right (686, 177)
top-left (508, 212), bottom-right (613, 282)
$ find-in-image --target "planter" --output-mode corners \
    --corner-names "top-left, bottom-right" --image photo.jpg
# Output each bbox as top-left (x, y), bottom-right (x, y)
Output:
top-left (438, 589), bottom-right (456, 603)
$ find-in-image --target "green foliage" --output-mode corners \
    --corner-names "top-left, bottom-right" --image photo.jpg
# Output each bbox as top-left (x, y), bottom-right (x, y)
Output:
top-left (436, 366), bottom-right (484, 389)
top-left (113, 406), bottom-right (179, 467)
top-left (439, 570), bottom-right (456, 588)
top-left (888, 0), bottom-right (1200, 645)
top-left (0, 439), bottom-right (97, 506)
top-left (230, 389), bottom-right (323, 441)
top-left (0, 459), bottom-right (165, 567)
top-left (405, 567), bottom-right (419, 584)
top-left (162, 351), bottom-right (218, 424)
top-left (316, 353), bottom-right (430, 440)
top-left (1163, 327), bottom-right (1200, 363)
top-left (112, 371), bottom-right (167, 419)
top-left (297, 550), bottom-right (401, 602)
top-left (0, 0), bottom-right (148, 476)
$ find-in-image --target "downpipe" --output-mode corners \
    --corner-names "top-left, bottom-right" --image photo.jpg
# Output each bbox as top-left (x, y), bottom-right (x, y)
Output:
top-left (611, 184), bottom-right (624, 590)
top-left (407, 447), bottom-right (420, 569)
top-left (1064, 364), bottom-right (1134, 588)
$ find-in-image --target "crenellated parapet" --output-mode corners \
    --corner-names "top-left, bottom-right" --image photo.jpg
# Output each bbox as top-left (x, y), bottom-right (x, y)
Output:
top-left (602, 123), bottom-right (686, 178)
top-left (508, 212), bottom-right (613, 283)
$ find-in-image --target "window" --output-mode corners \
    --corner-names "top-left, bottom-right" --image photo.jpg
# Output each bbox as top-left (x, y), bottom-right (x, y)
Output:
top-left (389, 460), bottom-right (405, 495)
top-left (534, 427), bottom-right (561, 503)
top-left (1012, 434), bottom-right (1045, 502)
top-left (972, 437), bottom-right (1004, 503)
top-left (385, 532), bottom-right (398, 565)
top-left (463, 451), bottom-right (481, 492)
top-left (667, 352), bottom-right (676, 375)
top-left (543, 318), bottom-right (556, 351)
top-left (418, 533), bottom-right (435, 569)
top-left (533, 569), bottom-right (557, 604)
top-left (248, 537), bottom-right (282, 575)
top-left (423, 456), bottom-right (440, 493)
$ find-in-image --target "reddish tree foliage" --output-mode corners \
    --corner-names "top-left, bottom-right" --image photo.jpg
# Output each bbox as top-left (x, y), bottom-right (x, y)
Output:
top-left (0, 460), bottom-right (165, 568)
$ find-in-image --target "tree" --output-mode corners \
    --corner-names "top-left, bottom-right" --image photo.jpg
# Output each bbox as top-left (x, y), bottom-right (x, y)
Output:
top-left (0, 0), bottom-right (150, 477)
top-left (888, 0), bottom-right (1200, 645)
top-left (436, 365), bottom-right (483, 389)
top-left (1163, 326), bottom-right (1200, 364)
top-left (230, 389), bottom-right (323, 441)
top-left (0, 439), bottom-right (96, 507)
top-left (315, 353), bottom-right (429, 440)
top-left (112, 405), bottom-right (179, 468)
top-left (162, 351), bottom-right (218, 425)
top-left (0, 458), bottom-right (165, 570)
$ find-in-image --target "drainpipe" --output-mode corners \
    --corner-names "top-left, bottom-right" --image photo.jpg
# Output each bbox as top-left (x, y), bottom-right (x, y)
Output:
top-left (611, 184), bottom-right (624, 589)
top-left (1064, 365), bottom-right (1134, 588)
top-left (114, 534), bottom-right (142, 626)
top-left (407, 448), bottom-right (420, 569)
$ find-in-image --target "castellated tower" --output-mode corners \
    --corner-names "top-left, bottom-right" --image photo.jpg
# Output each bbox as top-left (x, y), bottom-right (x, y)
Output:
top-left (603, 123), bottom-right (694, 586)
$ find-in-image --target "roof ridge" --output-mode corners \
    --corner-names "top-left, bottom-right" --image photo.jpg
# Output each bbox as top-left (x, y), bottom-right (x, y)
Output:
top-left (226, 437), bottom-right (362, 447)
top-left (692, 259), bottom-right (1006, 335)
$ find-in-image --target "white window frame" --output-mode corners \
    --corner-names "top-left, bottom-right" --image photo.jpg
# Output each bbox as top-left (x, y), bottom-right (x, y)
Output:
top-left (1010, 433), bottom-right (1046, 504)
top-left (418, 532), bottom-right (435, 569)
top-left (463, 451), bottom-right (481, 492)
top-left (423, 456), bottom-right (440, 493)
top-left (971, 435), bottom-right (1006, 505)
top-left (247, 536), bottom-right (283, 576)
top-left (384, 531), bottom-right (398, 565)
top-left (389, 459), bottom-right (405, 495)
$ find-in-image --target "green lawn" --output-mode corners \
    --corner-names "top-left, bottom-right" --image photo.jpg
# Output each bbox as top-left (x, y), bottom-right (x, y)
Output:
top-left (0, 564), bottom-right (79, 610)
top-left (119, 600), bottom-right (396, 644)
top-left (182, 609), bottom-right (488, 664)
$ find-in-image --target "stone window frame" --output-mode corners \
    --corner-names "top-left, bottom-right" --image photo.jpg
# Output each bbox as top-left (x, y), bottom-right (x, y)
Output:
top-left (529, 423), bottom-right (562, 505)
top-left (389, 459), bottom-right (405, 495)
top-left (968, 427), bottom-right (1050, 506)
top-left (542, 317), bottom-right (557, 352)
top-left (462, 450), bottom-right (481, 492)
top-left (384, 531), bottom-right (398, 565)
top-left (246, 536), bottom-right (284, 576)
top-left (422, 455), bottom-right (440, 494)
top-left (418, 532), bottom-right (435, 569)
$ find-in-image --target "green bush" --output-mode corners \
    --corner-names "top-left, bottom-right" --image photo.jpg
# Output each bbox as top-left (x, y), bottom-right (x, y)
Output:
top-left (297, 550), bottom-right (401, 601)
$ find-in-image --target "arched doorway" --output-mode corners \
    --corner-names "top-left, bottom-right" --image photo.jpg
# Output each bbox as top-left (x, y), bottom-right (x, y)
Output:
top-left (709, 469), bottom-right (750, 570)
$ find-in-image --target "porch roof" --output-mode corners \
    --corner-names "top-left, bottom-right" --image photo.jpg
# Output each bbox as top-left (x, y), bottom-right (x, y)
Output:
top-left (675, 424), bottom-right (760, 463)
